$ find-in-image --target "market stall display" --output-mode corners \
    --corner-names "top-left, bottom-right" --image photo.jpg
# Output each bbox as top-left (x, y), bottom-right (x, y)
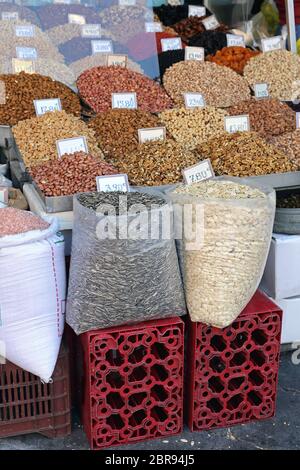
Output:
top-left (158, 49), bottom-right (185, 78)
top-left (173, 16), bottom-right (228, 43)
top-left (58, 36), bottom-right (125, 65)
top-left (69, 54), bottom-right (143, 80)
top-left (47, 24), bottom-right (112, 47)
top-left (36, 4), bottom-right (100, 30)
top-left (269, 130), bottom-right (300, 166)
top-left (0, 2), bottom-right (40, 26)
top-left (207, 46), bottom-right (261, 74)
top-left (99, 5), bottom-right (150, 42)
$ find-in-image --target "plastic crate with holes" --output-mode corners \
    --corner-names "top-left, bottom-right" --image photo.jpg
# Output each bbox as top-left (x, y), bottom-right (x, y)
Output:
top-left (80, 316), bottom-right (184, 450)
top-left (187, 291), bottom-right (283, 431)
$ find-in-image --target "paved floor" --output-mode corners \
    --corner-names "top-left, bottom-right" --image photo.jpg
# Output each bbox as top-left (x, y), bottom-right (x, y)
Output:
top-left (0, 352), bottom-right (299, 450)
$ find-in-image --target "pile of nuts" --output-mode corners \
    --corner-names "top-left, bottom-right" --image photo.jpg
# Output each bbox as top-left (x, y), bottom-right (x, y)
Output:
top-left (269, 130), bottom-right (300, 167)
top-left (0, 73), bottom-right (81, 126)
top-left (188, 30), bottom-right (227, 56)
top-left (36, 4), bottom-right (100, 30)
top-left (244, 50), bottom-right (300, 101)
top-left (69, 55), bottom-right (143, 80)
top-left (77, 66), bottom-right (173, 113)
top-left (169, 179), bottom-right (275, 328)
top-left (30, 152), bottom-right (117, 197)
top-left (59, 36), bottom-right (125, 64)
top-left (159, 106), bottom-right (227, 150)
top-left (207, 46), bottom-right (261, 74)
top-left (228, 98), bottom-right (296, 138)
top-left (0, 208), bottom-right (49, 237)
top-left (196, 131), bottom-right (297, 176)
top-left (13, 110), bottom-right (103, 167)
top-left (47, 24), bottom-right (113, 47)
top-left (113, 140), bottom-right (199, 186)
top-left (163, 61), bottom-right (250, 107)
top-left (0, 4), bottom-right (40, 26)
top-left (88, 109), bottom-right (162, 160)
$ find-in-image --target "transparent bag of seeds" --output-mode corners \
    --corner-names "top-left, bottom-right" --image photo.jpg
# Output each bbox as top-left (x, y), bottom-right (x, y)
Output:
top-left (66, 191), bottom-right (186, 334)
top-left (167, 176), bottom-right (275, 328)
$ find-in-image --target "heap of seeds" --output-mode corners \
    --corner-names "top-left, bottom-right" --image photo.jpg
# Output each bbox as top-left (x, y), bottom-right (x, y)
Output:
top-left (69, 54), bottom-right (143, 80)
top-left (207, 46), bottom-right (261, 74)
top-left (36, 4), bottom-right (100, 30)
top-left (58, 36), bottom-right (125, 64)
top-left (269, 130), bottom-right (300, 167)
top-left (0, 208), bottom-right (49, 237)
top-left (99, 5), bottom-right (149, 42)
top-left (47, 24), bottom-right (113, 47)
top-left (163, 60), bottom-right (250, 107)
top-left (0, 3), bottom-right (40, 26)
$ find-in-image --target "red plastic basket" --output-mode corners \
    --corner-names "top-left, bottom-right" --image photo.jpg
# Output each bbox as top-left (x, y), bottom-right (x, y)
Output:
top-left (187, 291), bottom-right (283, 431)
top-left (0, 344), bottom-right (71, 438)
top-left (80, 316), bottom-right (184, 450)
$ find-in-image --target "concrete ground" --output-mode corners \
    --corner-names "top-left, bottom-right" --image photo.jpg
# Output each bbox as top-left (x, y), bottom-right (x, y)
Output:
top-left (0, 352), bottom-right (299, 451)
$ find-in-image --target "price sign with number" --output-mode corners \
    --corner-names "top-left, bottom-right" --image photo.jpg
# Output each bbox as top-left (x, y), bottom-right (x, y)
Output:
top-left (145, 22), bottom-right (162, 33)
top-left (96, 174), bottom-right (130, 192)
top-left (226, 33), bottom-right (245, 47)
top-left (34, 98), bottom-right (62, 117)
top-left (161, 37), bottom-right (182, 52)
top-left (202, 15), bottom-right (220, 31)
top-left (254, 83), bottom-right (269, 99)
top-left (188, 5), bottom-right (206, 17)
top-left (68, 14), bottom-right (86, 24)
top-left (112, 92), bottom-right (137, 109)
top-left (15, 25), bottom-right (35, 37)
top-left (91, 40), bottom-right (113, 54)
top-left (16, 47), bottom-right (37, 60)
top-left (106, 54), bottom-right (127, 67)
top-left (0, 188), bottom-right (8, 205)
top-left (183, 159), bottom-right (215, 185)
top-left (261, 36), bottom-right (283, 52)
top-left (2, 11), bottom-right (18, 20)
top-left (56, 136), bottom-right (88, 158)
top-left (12, 58), bottom-right (35, 74)
top-left (184, 93), bottom-right (205, 108)
top-left (138, 127), bottom-right (166, 144)
top-left (81, 24), bottom-right (101, 38)
top-left (225, 115), bottom-right (250, 133)
top-left (185, 46), bottom-right (204, 61)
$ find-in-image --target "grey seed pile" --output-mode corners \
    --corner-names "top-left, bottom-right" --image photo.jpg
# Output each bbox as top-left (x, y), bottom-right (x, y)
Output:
top-left (99, 5), bottom-right (149, 42)
top-left (163, 60), bottom-right (250, 107)
top-left (66, 191), bottom-right (186, 333)
top-left (47, 24), bottom-right (114, 47)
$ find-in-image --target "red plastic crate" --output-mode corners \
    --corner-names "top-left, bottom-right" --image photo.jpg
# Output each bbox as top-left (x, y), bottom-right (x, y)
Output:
top-left (187, 291), bottom-right (282, 431)
top-left (0, 344), bottom-right (71, 438)
top-left (80, 316), bottom-right (184, 450)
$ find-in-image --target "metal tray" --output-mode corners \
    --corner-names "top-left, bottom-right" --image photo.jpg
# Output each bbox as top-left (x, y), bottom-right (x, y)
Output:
top-left (244, 172), bottom-right (300, 191)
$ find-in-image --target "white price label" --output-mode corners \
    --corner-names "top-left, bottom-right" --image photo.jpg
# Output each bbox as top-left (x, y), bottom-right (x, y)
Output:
top-left (12, 58), bottom-right (35, 74)
top-left (68, 14), bottom-right (86, 25)
top-left (188, 5), bottom-right (206, 17)
top-left (161, 37), bottom-right (182, 52)
top-left (1, 11), bottom-right (18, 21)
top-left (16, 47), bottom-right (37, 60)
top-left (91, 40), bottom-right (113, 54)
top-left (119, 0), bottom-right (136, 5)
top-left (226, 33), bottom-right (245, 47)
top-left (56, 136), bottom-right (88, 158)
top-left (254, 83), bottom-right (269, 99)
top-left (145, 22), bottom-right (163, 33)
top-left (34, 98), bottom-right (62, 117)
top-left (185, 46), bottom-right (204, 61)
top-left (0, 188), bottom-right (8, 205)
top-left (183, 159), bottom-right (215, 185)
top-left (202, 15), bottom-right (220, 31)
top-left (112, 92), bottom-right (137, 109)
top-left (81, 24), bottom-right (101, 38)
top-left (106, 54), bottom-right (127, 67)
top-left (261, 36), bottom-right (283, 52)
top-left (96, 174), bottom-right (129, 192)
top-left (184, 93), bottom-right (205, 108)
top-left (15, 25), bottom-right (35, 37)
top-left (138, 127), bottom-right (166, 144)
top-left (296, 113), bottom-right (300, 129)
top-left (225, 115), bottom-right (250, 133)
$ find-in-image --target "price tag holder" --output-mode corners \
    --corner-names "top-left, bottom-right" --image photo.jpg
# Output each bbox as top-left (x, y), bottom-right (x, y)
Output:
top-left (188, 5), bottom-right (206, 17)
top-left (34, 98), bottom-right (62, 117)
top-left (56, 136), bottom-right (88, 159)
top-left (202, 15), bottom-right (220, 31)
top-left (81, 24), bottom-right (101, 38)
top-left (91, 40), bottom-right (113, 54)
top-left (185, 46), bottom-right (204, 61)
top-left (254, 83), bottom-right (269, 99)
top-left (184, 93), bottom-right (206, 108)
top-left (0, 188), bottom-right (9, 205)
top-left (2, 11), bottom-right (19, 21)
top-left (182, 159), bottom-right (215, 185)
top-left (226, 33), bottom-right (245, 47)
top-left (119, 0), bottom-right (136, 5)
top-left (68, 14), bottom-right (86, 24)
top-left (138, 127), bottom-right (166, 144)
top-left (16, 46), bottom-right (37, 60)
top-left (296, 113), bottom-right (300, 129)
top-left (225, 115), bottom-right (250, 133)
top-left (106, 54), bottom-right (128, 67)
top-left (261, 36), bottom-right (283, 52)
top-left (15, 25), bottom-right (35, 37)
top-left (96, 174), bottom-right (130, 192)
top-left (161, 37), bottom-right (182, 52)
top-left (12, 58), bottom-right (35, 74)
top-left (145, 22), bottom-right (163, 33)
top-left (112, 92), bottom-right (137, 109)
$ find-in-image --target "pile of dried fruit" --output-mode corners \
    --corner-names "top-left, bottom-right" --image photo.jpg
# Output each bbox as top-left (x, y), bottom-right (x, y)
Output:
top-left (269, 130), bottom-right (300, 167)
top-left (153, 4), bottom-right (190, 26)
top-left (207, 46), bottom-right (261, 74)
top-left (173, 16), bottom-right (227, 43)
top-left (0, 208), bottom-right (49, 237)
top-left (188, 30), bottom-right (227, 55)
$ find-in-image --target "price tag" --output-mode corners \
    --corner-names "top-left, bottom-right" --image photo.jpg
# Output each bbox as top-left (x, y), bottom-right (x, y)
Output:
top-left (68, 14), bottom-right (86, 25)
top-left (261, 36), bottom-right (283, 52)
top-left (202, 15), bottom-right (220, 31)
top-left (34, 98), bottom-right (62, 117)
top-left (106, 54), bottom-right (127, 67)
top-left (296, 113), bottom-right (300, 129)
top-left (56, 136), bottom-right (88, 158)
top-left (138, 127), bottom-right (166, 144)
top-left (0, 188), bottom-right (8, 205)
top-left (15, 25), bottom-right (35, 37)
top-left (145, 22), bottom-right (163, 33)
top-left (161, 37), bottom-right (182, 52)
top-left (226, 33), bottom-right (245, 47)
top-left (16, 46), bottom-right (37, 60)
top-left (81, 24), bottom-right (101, 38)
top-left (12, 58), bottom-right (35, 74)
top-left (112, 92), bottom-right (137, 109)
top-left (188, 5), bottom-right (206, 17)
top-left (225, 115), bottom-right (250, 133)
top-left (119, 0), bottom-right (136, 5)
top-left (91, 40), bottom-right (113, 54)
top-left (1, 11), bottom-right (19, 21)
top-left (96, 174), bottom-right (130, 192)
top-left (254, 83), bottom-right (269, 99)
top-left (184, 46), bottom-right (204, 61)
top-left (183, 159), bottom-right (215, 185)
top-left (184, 93), bottom-right (205, 108)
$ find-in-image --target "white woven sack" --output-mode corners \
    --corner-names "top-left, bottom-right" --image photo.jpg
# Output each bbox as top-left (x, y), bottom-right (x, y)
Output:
top-left (0, 217), bottom-right (66, 382)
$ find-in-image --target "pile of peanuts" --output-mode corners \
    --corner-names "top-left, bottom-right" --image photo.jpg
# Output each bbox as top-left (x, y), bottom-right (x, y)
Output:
top-left (0, 208), bottom-right (49, 237)
top-left (69, 54), bottom-right (143, 81)
top-left (207, 46), bottom-right (261, 74)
